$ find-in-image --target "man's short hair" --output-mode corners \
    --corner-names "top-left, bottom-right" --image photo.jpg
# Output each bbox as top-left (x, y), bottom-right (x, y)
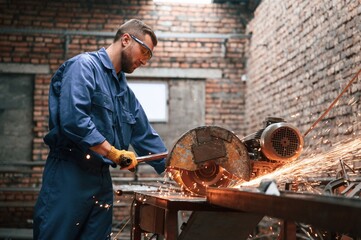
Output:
top-left (114, 19), bottom-right (157, 47)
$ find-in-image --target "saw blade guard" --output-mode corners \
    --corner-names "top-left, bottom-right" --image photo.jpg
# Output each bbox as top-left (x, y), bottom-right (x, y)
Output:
top-left (166, 126), bottom-right (251, 195)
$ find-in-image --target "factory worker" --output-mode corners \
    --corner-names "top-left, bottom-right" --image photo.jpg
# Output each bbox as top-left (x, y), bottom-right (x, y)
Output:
top-left (34, 19), bottom-right (167, 240)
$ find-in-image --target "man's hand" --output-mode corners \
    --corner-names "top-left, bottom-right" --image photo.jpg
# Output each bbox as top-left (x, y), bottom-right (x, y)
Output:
top-left (106, 146), bottom-right (138, 170)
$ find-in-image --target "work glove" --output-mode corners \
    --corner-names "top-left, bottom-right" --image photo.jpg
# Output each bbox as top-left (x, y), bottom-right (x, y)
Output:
top-left (106, 146), bottom-right (138, 170)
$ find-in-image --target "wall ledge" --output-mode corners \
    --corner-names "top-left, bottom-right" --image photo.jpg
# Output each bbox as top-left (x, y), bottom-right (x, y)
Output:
top-left (128, 68), bottom-right (222, 79)
top-left (0, 63), bottom-right (50, 74)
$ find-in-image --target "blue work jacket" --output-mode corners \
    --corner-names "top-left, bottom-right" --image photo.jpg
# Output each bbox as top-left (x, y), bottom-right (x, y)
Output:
top-left (44, 48), bottom-right (167, 174)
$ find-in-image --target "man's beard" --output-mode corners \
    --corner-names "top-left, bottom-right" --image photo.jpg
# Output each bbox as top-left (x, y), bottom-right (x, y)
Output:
top-left (121, 49), bottom-right (136, 74)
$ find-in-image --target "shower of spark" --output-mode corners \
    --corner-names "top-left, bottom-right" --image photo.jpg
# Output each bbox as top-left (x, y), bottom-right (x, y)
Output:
top-left (234, 137), bottom-right (361, 189)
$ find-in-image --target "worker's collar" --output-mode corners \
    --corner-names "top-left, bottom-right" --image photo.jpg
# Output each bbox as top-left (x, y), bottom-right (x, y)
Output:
top-left (98, 47), bottom-right (124, 82)
top-left (98, 47), bottom-right (114, 71)
top-left (116, 71), bottom-right (128, 97)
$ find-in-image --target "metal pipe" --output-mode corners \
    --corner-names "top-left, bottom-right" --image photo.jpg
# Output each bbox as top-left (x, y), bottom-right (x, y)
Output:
top-left (303, 68), bottom-right (361, 137)
top-left (0, 27), bottom-right (251, 39)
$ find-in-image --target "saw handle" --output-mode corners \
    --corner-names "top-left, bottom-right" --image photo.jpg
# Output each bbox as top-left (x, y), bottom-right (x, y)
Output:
top-left (119, 156), bottom-right (133, 168)
top-left (136, 152), bottom-right (168, 163)
top-left (119, 152), bottom-right (168, 171)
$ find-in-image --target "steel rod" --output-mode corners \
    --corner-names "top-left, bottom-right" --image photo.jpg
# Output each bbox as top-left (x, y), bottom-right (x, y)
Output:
top-left (303, 68), bottom-right (361, 137)
top-left (137, 152), bottom-right (168, 163)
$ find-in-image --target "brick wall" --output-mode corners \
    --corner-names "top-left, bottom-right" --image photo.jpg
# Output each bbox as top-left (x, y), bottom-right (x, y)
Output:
top-left (2, 0), bottom-right (359, 231)
top-left (0, 0), bottom-right (251, 163)
top-left (0, 0), bottom-right (252, 229)
top-left (245, 0), bottom-right (360, 152)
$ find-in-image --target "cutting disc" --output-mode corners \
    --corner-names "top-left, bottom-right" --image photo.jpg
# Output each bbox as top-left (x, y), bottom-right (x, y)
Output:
top-left (167, 126), bottom-right (251, 195)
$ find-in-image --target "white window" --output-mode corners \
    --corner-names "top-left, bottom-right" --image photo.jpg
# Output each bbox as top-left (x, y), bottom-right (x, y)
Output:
top-left (129, 82), bottom-right (168, 122)
top-left (153, 0), bottom-right (212, 3)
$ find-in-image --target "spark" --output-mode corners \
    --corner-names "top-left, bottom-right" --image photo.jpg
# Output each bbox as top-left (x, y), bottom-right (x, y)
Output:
top-left (291, 113), bottom-right (300, 118)
top-left (347, 97), bottom-right (357, 106)
top-left (235, 137), bottom-right (361, 188)
top-left (93, 196), bottom-right (112, 210)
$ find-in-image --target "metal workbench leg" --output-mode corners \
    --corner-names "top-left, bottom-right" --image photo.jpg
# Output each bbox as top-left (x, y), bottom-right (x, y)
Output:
top-left (132, 200), bottom-right (142, 240)
top-left (164, 209), bottom-right (178, 240)
top-left (279, 220), bottom-right (296, 240)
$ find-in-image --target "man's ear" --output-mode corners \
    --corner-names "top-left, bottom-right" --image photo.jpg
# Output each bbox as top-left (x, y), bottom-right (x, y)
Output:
top-left (121, 33), bottom-right (131, 47)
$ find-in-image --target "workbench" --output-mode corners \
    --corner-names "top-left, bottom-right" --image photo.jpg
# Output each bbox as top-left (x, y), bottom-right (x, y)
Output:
top-left (132, 191), bottom-right (263, 240)
top-left (132, 191), bottom-right (205, 239)
top-left (207, 187), bottom-right (361, 237)
top-left (132, 189), bottom-right (361, 239)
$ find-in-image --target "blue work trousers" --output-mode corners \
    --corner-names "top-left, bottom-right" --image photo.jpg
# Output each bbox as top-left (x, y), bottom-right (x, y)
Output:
top-left (34, 150), bottom-right (113, 240)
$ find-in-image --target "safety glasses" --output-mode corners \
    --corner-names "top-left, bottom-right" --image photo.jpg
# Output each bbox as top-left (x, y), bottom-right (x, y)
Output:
top-left (130, 34), bottom-right (153, 60)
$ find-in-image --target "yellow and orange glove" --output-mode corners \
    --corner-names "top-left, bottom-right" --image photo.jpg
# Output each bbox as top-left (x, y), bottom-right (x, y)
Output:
top-left (106, 146), bottom-right (138, 170)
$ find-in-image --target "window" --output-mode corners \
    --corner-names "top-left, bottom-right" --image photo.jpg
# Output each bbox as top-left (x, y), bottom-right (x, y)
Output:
top-left (129, 82), bottom-right (168, 122)
top-left (153, 0), bottom-right (212, 3)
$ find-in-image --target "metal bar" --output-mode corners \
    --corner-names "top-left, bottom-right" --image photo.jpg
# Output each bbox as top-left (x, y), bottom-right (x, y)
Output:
top-left (303, 68), bottom-right (361, 137)
top-left (137, 152), bottom-right (168, 163)
top-left (279, 221), bottom-right (297, 240)
top-left (207, 187), bottom-right (361, 236)
top-left (134, 192), bottom-right (209, 211)
top-left (0, 27), bottom-right (114, 37)
top-left (164, 209), bottom-right (178, 240)
top-left (0, 27), bottom-right (250, 39)
top-left (132, 200), bottom-right (142, 240)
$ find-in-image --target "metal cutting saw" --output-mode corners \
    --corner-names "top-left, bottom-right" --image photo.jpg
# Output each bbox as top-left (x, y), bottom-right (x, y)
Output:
top-left (166, 117), bottom-right (304, 195)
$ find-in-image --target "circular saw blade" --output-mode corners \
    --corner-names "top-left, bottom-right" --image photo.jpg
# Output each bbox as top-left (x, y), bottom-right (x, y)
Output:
top-left (169, 162), bottom-right (237, 195)
top-left (167, 126), bottom-right (251, 195)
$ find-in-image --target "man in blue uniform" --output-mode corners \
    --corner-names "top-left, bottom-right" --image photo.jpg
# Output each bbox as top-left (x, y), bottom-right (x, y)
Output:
top-left (34, 19), bottom-right (167, 240)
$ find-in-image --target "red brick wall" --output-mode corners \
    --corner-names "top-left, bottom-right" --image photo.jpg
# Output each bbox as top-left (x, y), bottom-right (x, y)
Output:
top-left (0, 0), bottom-right (251, 164)
top-left (3, 0), bottom-right (359, 230)
top-left (0, 0), bottom-right (251, 229)
top-left (245, 0), bottom-right (361, 152)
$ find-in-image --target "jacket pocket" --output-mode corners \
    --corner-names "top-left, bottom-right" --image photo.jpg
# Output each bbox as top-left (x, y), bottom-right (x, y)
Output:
top-left (91, 91), bottom-right (115, 143)
top-left (93, 91), bottom-right (114, 112)
top-left (120, 107), bottom-right (136, 147)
